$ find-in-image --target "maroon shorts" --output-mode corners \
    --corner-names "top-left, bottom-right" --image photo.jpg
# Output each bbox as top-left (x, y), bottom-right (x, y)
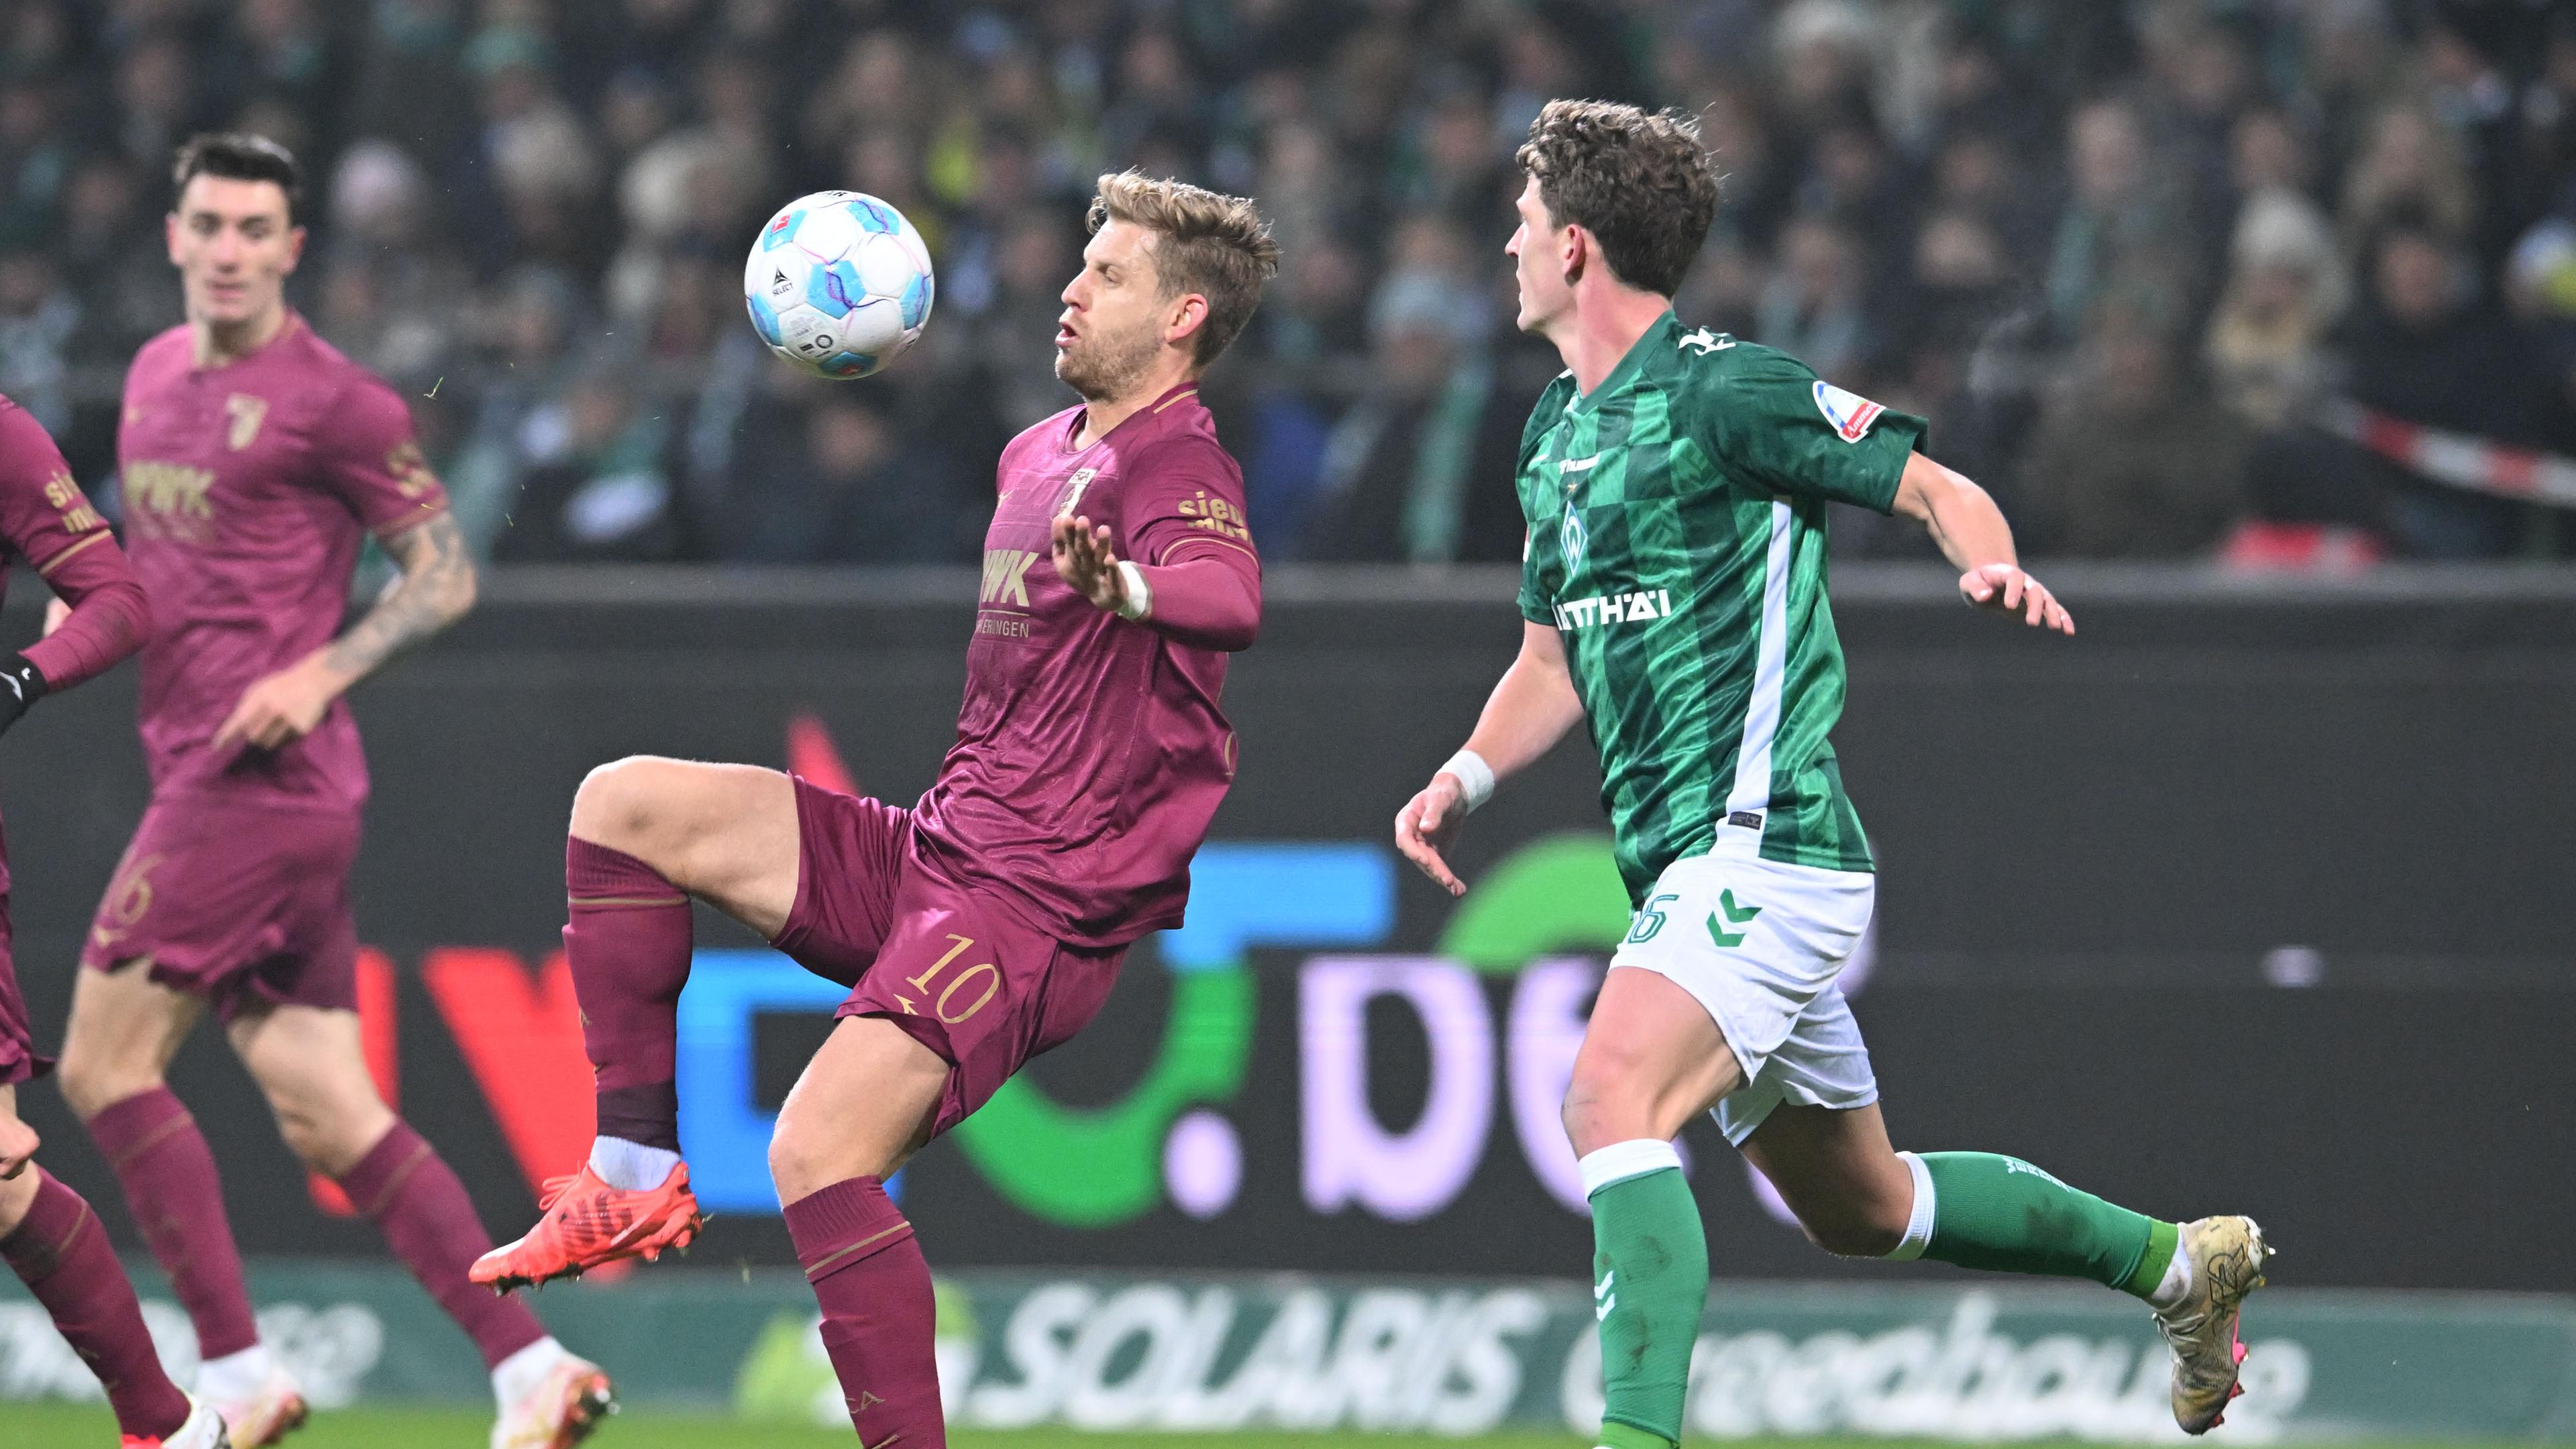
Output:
top-left (80, 796), bottom-right (362, 1024)
top-left (0, 896), bottom-right (38, 1087)
top-left (771, 776), bottom-right (1126, 1138)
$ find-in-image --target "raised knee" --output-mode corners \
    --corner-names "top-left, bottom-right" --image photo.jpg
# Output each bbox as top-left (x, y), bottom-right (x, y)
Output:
top-left (570, 757), bottom-right (683, 855)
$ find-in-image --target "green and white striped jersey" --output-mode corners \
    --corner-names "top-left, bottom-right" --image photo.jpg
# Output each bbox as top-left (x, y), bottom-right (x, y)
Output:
top-left (1514, 312), bottom-right (1925, 902)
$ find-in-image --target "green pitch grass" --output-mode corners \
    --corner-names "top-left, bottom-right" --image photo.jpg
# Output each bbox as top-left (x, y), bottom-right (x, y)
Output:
top-left (0, 1405), bottom-right (1591, 1448)
top-left (0, 1407), bottom-right (2559, 1449)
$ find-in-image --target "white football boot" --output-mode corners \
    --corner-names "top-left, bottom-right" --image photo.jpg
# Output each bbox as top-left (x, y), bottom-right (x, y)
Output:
top-left (490, 1345), bottom-right (616, 1449)
top-left (207, 1367), bottom-right (305, 1448)
top-left (2155, 1214), bottom-right (2275, 1434)
top-left (123, 1393), bottom-right (231, 1448)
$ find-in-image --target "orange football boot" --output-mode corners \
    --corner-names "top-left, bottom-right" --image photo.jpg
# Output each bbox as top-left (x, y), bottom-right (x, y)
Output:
top-left (470, 1162), bottom-right (705, 1293)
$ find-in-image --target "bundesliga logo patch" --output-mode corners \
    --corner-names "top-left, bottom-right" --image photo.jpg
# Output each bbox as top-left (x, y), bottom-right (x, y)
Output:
top-left (1812, 381), bottom-right (1884, 443)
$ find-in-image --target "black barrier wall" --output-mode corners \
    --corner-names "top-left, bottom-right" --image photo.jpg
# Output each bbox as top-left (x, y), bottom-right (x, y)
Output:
top-left (5, 565), bottom-right (2572, 1291)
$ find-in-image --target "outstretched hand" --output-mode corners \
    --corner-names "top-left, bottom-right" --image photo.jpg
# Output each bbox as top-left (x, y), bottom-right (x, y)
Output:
top-left (1051, 514), bottom-right (1130, 614)
top-left (1959, 564), bottom-right (2074, 635)
top-left (1394, 772), bottom-right (1471, 896)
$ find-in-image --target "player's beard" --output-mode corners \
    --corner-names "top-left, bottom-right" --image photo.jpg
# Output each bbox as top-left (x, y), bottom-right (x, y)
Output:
top-left (1055, 313), bottom-right (1161, 402)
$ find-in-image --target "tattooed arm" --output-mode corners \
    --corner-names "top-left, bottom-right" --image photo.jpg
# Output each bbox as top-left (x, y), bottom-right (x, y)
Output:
top-left (213, 512), bottom-right (479, 751)
top-left (323, 511), bottom-right (478, 681)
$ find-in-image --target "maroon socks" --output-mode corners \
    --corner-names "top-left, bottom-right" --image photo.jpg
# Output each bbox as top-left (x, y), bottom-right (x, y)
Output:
top-left (784, 1176), bottom-right (943, 1448)
top-left (335, 1120), bottom-right (545, 1369)
top-left (565, 836), bottom-right (694, 1151)
top-left (85, 1086), bottom-right (260, 1360)
top-left (1, 1169), bottom-right (193, 1440)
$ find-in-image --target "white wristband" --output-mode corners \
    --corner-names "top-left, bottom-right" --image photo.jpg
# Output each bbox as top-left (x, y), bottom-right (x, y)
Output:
top-left (1439, 749), bottom-right (1496, 812)
top-left (1114, 560), bottom-right (1152, 621)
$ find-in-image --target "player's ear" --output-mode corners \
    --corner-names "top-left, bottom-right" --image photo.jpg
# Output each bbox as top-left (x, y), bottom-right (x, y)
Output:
top-left (164, 211), bottom-right (183, 268)
top-left (282, 224), bottom-right (307, 274)
top-left (1166, 291), bottom-right (1210, 350)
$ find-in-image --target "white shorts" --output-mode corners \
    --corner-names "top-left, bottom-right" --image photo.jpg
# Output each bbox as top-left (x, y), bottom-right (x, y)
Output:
top-left (1607, 847), bottom-right (1879, 1145)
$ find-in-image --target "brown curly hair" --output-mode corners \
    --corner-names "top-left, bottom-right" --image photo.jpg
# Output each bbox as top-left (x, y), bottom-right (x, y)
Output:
top-left (1515, 99), bottom-right (1720, 297)
top-left (1088, 171), bottom-right (1281, 366)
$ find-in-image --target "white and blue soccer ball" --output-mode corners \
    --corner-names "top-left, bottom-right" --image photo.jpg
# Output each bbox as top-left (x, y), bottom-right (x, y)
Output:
top-left (743, 191), bottom-right (934, 380)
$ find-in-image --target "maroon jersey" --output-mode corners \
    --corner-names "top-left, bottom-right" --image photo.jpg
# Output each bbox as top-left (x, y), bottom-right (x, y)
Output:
top-left (0, 396), bottom-right (148, 696)
top-left (912, 384), bottom-right (1261, 947)
top-left (116, 315), bottom-right (447, 808)
top-left (0, 393), bottom-right (148, 1082)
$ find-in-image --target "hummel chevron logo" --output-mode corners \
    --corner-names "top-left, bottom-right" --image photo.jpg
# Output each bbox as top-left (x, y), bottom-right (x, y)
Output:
top-left (1679, 327), bottom-right (1734, 356)
top-left (1595, 1271), bottom-right (1616, 1320)
top-left (1706, 890), bottom-right (1762, 948)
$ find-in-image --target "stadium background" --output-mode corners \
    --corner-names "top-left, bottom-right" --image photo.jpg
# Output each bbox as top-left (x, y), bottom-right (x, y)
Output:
top-left (3, 0), bottom-right (2575, 1444)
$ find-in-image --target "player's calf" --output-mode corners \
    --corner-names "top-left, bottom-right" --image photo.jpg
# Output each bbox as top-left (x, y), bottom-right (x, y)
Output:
top-left (1737, 1104), bottom-right (1917, 1258)
top-left (0, 1161), bottom-right (198, 1444)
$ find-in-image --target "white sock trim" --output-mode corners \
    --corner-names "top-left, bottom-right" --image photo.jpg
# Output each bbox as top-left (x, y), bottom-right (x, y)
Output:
top-left (589, 1136), bottom-right (682, 1192)
top-left (195, 1342), bottom-right (275, 1401)
top-left (1887, 1150), bottom-right (1937, 1260)
top-left (492, 1335), bottom-right (567, 1411)
top-left (2151, 1239), bottom-right (2195, 1309)
top-left (1577, 1138), bottom-right (1683, 1199)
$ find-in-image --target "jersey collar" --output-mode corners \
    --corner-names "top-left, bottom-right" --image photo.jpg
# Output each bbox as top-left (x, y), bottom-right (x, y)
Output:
top-left (1567, 311), bottom-right (1680, 417)
top-left (1058, 381), bottom-right (1202, 455)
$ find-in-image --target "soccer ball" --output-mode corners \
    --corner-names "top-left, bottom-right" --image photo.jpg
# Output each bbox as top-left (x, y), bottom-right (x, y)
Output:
top-left (743, 191), bottom-right (934, 380)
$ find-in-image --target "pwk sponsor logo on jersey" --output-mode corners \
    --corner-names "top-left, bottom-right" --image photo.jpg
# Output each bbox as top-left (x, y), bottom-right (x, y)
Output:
top-left (1551, 590), bottom-right (1674, 631)
top-left (1812, 381), bottom-right (1885, 443)
top-left (977, 548), bottom-right (1041, 639)
top-left (980, 548), bottom-right (1038, 607)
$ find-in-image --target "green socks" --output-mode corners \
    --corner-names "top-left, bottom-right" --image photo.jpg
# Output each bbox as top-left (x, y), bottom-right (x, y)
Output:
top-left (1581, 1141), bottom-right (1705, 1449)
top-left (1570, 1143), bottom-right (2180, 1449)
top-left (1899, 1150), bottom-right (2178, 1299)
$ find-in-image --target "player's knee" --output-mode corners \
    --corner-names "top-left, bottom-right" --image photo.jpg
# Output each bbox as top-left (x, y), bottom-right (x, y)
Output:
top-left (570, 757), bottom-right (687, 859)
top-left (0, 1167), bottom-right (39, 1237)
top-left (1560, 1054), bottom-right (1650, 1158)
top-left (54, 1045), bottom-right (157, 1122)
top-left (268, 1092), bottom-right (388, 1177)
top-left (768, 1121), bottom-right (849, 1205)
top-left (769, 1108), bottom-right (900, 1203)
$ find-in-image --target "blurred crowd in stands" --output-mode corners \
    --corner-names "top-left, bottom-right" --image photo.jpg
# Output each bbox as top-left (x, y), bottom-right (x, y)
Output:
top-left (7, 0), bottom-right (2576, 565)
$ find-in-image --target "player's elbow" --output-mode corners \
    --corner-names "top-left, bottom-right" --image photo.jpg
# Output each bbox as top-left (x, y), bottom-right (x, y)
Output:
top-left (436, 555), bottom-right (479, 623)
top-left (1902, 458), bottom-right (1992, 529)
top-left (1210, 611), bottom-right (1258, 651)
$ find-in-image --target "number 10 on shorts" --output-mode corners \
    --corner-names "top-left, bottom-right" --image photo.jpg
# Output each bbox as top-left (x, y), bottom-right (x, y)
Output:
top-left (902, 934), bottom-right (1001, 1024)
